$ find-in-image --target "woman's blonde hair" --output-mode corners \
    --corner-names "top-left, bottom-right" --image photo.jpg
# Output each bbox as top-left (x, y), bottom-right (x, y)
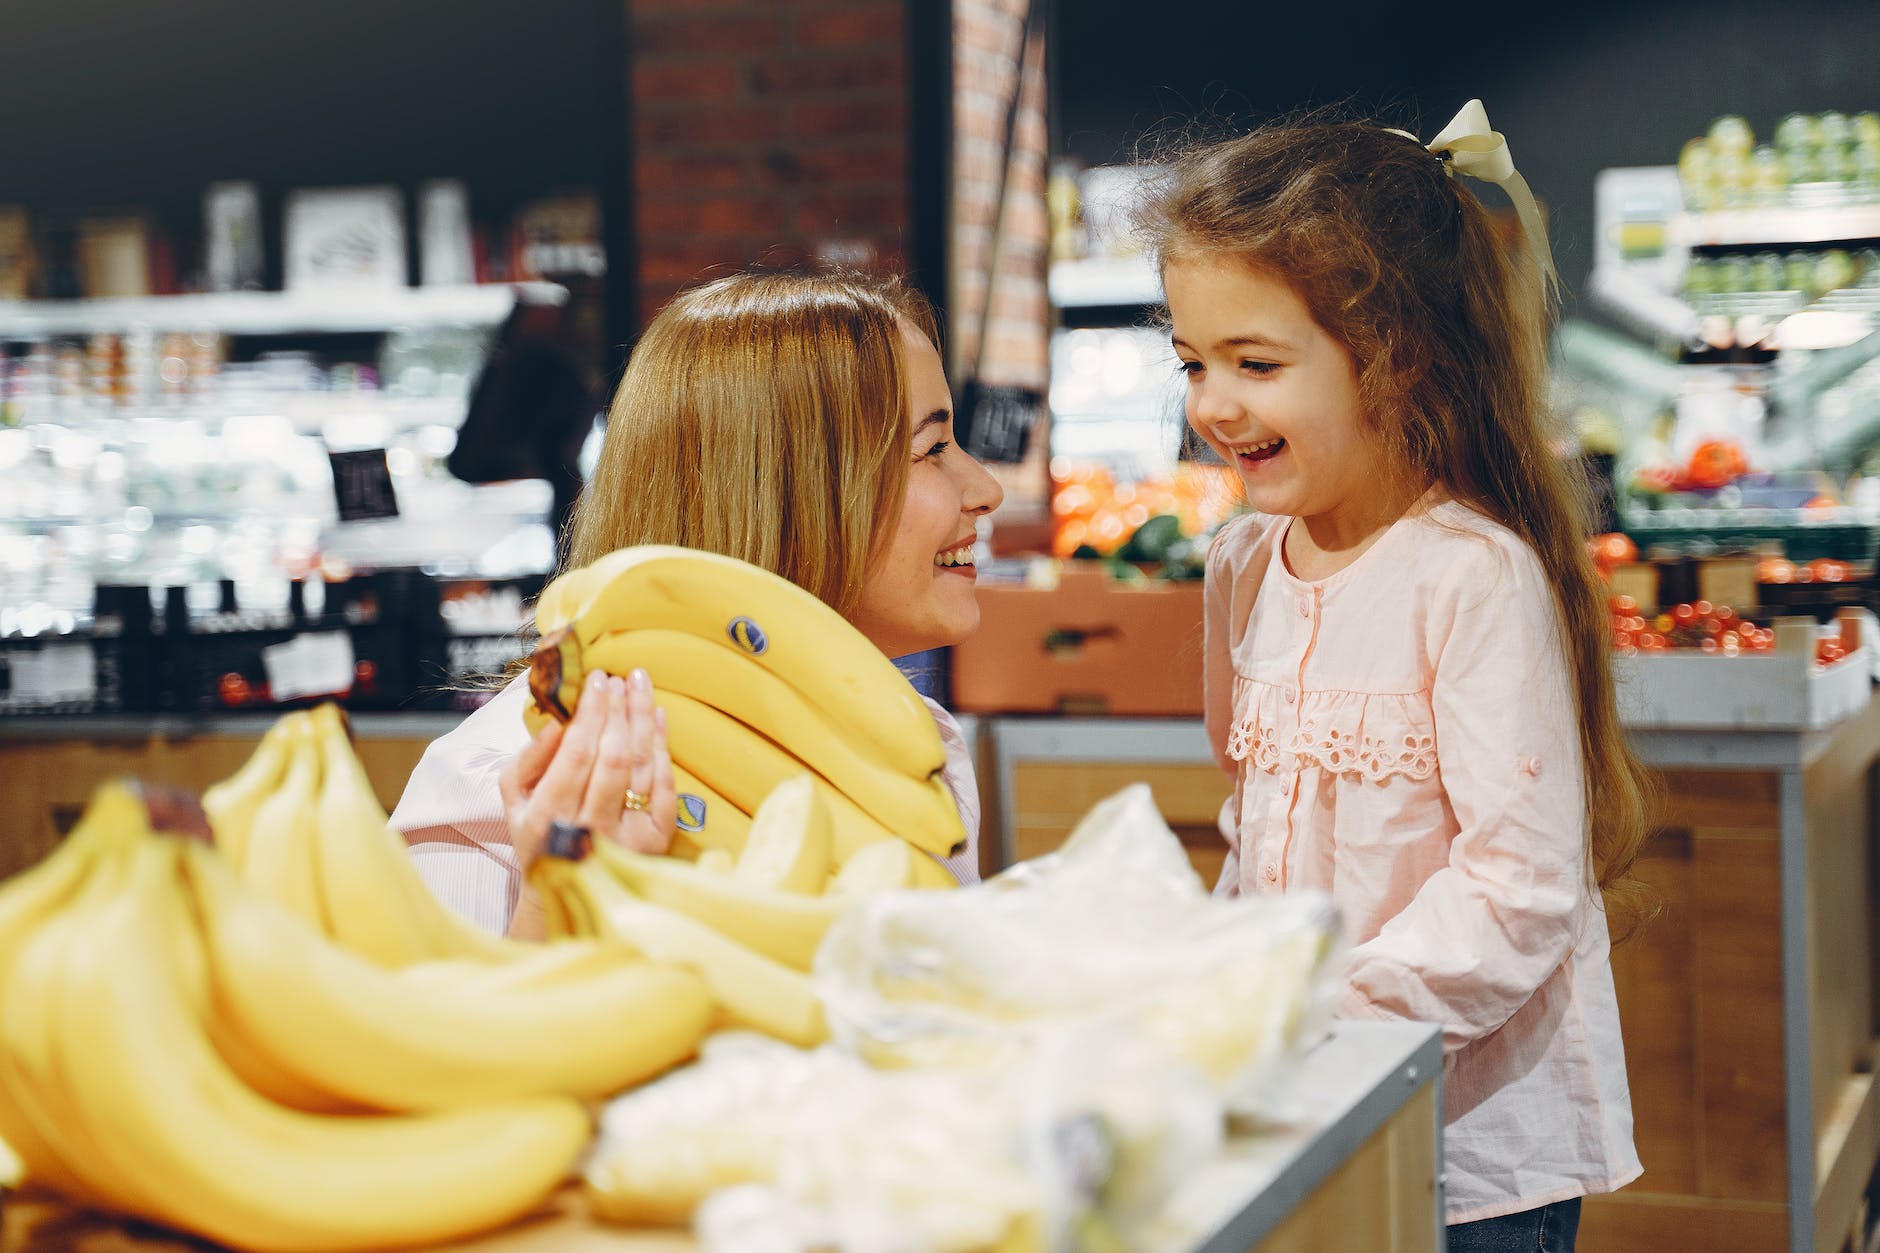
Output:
top-left (566, 271), bottom-right (939, 617)
top-left (1140, 115), bottom-right (1654, 932)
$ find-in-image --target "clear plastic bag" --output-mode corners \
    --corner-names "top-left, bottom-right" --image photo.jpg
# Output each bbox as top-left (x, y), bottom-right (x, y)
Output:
top-left (590, 1029), bottom-right (1223, 1253)
top-left (812, 784), bottom-right (1344, 1116)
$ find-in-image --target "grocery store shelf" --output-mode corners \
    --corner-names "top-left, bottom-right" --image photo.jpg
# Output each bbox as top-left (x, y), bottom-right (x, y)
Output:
top-left (4, 391), bottom-right (472, 435)
top-left (1675, 204), bottom-right (1880, 248)
top-left (0, 282), bottom-right (566, 338)
top-left (1049, 255), bottom-right (1162, 308)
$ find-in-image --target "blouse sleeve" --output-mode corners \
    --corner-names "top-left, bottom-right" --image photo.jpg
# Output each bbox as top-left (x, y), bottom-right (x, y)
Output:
top-left (390, 679), bottom-right (532, 934)
top-left (1340, 536), bottom-right (1592, 1053)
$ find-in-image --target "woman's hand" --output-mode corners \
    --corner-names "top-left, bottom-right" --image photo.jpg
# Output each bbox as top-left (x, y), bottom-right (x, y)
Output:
top-left (500, 666), bottom-right (677, 880)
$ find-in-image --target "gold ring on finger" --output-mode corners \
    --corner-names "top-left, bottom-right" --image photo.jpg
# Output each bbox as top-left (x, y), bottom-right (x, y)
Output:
top-left (621, 787), bottom-right (650, 814)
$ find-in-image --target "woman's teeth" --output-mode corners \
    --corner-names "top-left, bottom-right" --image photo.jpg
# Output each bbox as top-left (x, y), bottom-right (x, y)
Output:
top-left (935, 544), bottom-right (975, 568)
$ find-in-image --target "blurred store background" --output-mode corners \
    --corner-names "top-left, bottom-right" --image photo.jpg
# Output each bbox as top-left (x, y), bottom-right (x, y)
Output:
top-left (1, 0), bottom-right (1877, 723)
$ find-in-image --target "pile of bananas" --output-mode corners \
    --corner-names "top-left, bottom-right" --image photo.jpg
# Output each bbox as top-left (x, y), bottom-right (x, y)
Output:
top-left (525, 544), bottom-right (966, 882)
top-left (202, 702), bottom-right (532, 966)
top-left (0, 778), bottom-right (716, 1251)
top-left (528, 772), bottom-right (931, 1053)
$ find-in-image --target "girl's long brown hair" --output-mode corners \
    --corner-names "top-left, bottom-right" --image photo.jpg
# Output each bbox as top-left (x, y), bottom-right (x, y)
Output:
top-left (1141, 115), bottom-right (1653, 930)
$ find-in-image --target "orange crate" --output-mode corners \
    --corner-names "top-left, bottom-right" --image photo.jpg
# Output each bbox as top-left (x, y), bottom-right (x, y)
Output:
top-left (951, 564), bottom-right (1204, 716)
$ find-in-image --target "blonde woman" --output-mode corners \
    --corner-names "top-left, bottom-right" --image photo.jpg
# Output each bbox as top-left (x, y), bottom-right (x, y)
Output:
top-left (392, 272), bottom-right (1003, 938)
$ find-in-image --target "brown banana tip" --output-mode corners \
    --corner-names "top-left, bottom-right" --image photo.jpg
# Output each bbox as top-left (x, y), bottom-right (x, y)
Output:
top-left (528, 627), bottom-right (578, 724)
top-left (129, 779), bottom-right (217, 844)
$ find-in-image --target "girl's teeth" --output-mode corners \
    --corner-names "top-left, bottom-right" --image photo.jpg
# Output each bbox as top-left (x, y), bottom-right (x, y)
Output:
top-left (935, 547), bottom-right (975, 567)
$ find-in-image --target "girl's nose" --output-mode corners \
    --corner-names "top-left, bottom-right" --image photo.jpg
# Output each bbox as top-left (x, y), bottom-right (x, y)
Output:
top-left (1190, 378), bottom-right (1244, 435)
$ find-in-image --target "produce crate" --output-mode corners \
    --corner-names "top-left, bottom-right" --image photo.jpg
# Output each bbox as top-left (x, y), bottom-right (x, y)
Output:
top-left (950, 563), bottom-right (1204, 716)
top-left (1613, 642), bottom-right (1870, 729)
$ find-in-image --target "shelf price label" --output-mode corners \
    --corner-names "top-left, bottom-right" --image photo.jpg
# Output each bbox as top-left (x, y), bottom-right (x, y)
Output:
top-left (260, 632), bottom-right (356, 703)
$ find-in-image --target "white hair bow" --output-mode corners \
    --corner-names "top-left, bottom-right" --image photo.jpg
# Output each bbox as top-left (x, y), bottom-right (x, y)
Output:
top-left (1396, 100), bottom-right (1558, 293)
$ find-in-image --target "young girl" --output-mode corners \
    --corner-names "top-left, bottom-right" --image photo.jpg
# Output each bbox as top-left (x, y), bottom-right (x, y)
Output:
top-left (392, 272), bottom-right (1003, 938)
top-left (1142, 103), bottom-right (1649, 1250)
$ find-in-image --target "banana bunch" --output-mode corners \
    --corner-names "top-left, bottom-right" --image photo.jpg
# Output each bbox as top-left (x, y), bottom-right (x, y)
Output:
top-left (204, 703), bottom-right (529, 967)
top-left (0, 781), bottom-right (649, 1251)
top-left (522, 545), bottom-right (966, 877)
top-left (529, 774), bottom-right (926, 1051)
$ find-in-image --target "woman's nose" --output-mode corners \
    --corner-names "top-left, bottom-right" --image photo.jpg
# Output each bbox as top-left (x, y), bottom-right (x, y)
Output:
top-left (961, 450), bottom-right (1004, 515)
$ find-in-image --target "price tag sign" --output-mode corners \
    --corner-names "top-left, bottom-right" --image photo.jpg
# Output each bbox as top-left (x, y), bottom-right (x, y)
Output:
top-left (2, 641), bottom-right (96, 704)
top-left (328, 448), bottom-right (400, 522)
top-left (261, 632), bottom-right (356, 702)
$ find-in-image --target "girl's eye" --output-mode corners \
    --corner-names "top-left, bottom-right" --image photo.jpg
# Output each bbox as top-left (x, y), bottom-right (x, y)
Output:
top-left (1175, 360), bottom-right (1201, 376)
top-left (1241, 361), bottom-right (1279, 376)
top-left (919, 440), bottom-right (951, 461)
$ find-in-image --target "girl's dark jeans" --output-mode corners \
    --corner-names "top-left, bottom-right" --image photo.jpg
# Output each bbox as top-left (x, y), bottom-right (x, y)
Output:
top-left (1446, 1197), bottom-right (1582, 1253)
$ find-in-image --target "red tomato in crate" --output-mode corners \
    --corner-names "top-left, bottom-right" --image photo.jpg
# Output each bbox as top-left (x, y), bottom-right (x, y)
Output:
top-left (1589, 533), bottom-right (1638, 571)
top-left (1686, 439), bottom-right (1750, 490)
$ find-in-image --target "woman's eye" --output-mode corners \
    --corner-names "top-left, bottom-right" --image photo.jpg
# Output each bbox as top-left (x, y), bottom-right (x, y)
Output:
top-left (1175, 360), bottom-right (1201, 376)
top-left (1242, 361), bottom-right (1279, 376)
top-left (919, 440), bottom-right (951, 461)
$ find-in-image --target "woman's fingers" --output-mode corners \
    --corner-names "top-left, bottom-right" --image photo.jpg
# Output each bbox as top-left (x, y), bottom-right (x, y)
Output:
top-left (500, 718), bottom-right (563, 813)
top-left (537, 669), bottom-right (610, 799)
top-left (603, 678), bottom-right (679, 856)
top-left (646, 707), bottom-right (678, 854)
top-left (501, 670), bottom-right (610, 870)
top-left (624, 667), bottom-right (658, 800)
top-left (580, 675), bottom-right (637, 833)
top-left (503, 668), bottom-right (679, 864)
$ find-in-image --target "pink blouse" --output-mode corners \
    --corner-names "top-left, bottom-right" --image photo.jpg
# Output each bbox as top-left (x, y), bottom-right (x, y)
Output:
top-left (391, 676), bottom-right (982, 936)
top-left (1205, 500), bottom-right (1640, 1223)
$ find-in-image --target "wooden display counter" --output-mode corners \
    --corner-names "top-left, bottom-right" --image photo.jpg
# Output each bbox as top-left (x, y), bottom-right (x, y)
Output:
top-left (0, 1021), bottom-right (1443, 1253)
top-left (979, 699), bottom-right (1880, 1253)
top-left (0, 715), bottom-right (458, 880)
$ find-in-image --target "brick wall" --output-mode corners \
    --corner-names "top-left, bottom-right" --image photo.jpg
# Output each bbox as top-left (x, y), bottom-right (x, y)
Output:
top-left (628, 0), bottom-right (912, 325)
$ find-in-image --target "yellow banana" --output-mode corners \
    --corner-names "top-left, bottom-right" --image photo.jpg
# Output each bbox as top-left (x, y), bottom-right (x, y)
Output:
top-left (829, 836), bottom-right (918, 894)
top-left (530, 544), bottom-right (942, 780)
top-left (0, 810), bottom-right (142, 1210)
top-left (656, 690), bottom-right (957, 864)
top-left (394, 936), bottom-right (640, 996)
top-left (201, 716), bottom-right (294, 870)
top-left (183, 843), bottom-right (709, 1112)
top-left (379, 840), bottom-right (544, 963)
top-left (533, 853), bottom-right (827, 1048)
top-left (733, 772), bottom-right (832, 893)
top-left (49, 836), bottom-right (592, 1253)
top-left (240, 713), bottom-right (327, 929)
top-left (584, 626), bottom-right (946, 805)
top-left (306, 702), bottom-right (438, 967)
top-left (594, 841), bottom-right (843, 972)
top-left (532, 629), bottom-right (963, 857)
top-left (524, 640), bottom-right (962, 859)
top-left (670, 760), bottom-right (752, 856)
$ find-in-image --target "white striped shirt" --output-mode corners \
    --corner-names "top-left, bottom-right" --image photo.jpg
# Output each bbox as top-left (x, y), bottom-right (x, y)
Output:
top-left (390, 676), bottom-right (982, 934)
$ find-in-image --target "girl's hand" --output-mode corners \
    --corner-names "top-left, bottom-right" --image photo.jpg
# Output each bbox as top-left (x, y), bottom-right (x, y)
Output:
top-left (499, 666), bottom-right (677, 877)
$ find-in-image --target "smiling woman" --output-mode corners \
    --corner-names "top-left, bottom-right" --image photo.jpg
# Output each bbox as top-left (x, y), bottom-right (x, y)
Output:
top-left (390, 272), bottom-right (1002, 937)
top-left (849, 321), bottom-right (1005, 659)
